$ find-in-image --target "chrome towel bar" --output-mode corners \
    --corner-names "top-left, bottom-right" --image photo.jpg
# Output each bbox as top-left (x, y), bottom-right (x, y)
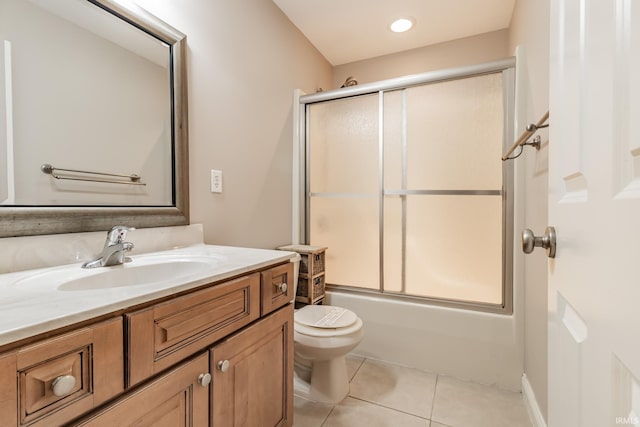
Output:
top-left (41, 164), bottom-right (146, 186)
top-left (502, 111), bottom-right (549, 161)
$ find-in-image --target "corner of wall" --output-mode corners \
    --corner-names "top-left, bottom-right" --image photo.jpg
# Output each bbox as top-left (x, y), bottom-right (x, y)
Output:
top-left (522, 373), bottom-right (548, 427)
top-left (508, 0), bottom-right (551, 418)
top-left (511, 45), bottom-right (528, 389)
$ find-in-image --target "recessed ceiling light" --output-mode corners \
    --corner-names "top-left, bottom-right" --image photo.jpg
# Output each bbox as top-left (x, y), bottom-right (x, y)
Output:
top-left (390, 18), bottom-right (414, 33)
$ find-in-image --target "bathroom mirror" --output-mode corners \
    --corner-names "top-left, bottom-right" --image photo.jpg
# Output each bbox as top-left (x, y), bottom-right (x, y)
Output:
top-left (0, 0), bottom-right (188, 237)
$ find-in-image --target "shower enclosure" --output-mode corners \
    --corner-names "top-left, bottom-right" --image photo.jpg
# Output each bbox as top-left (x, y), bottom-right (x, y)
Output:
top-left (299, 59), bottom-right (515, 313)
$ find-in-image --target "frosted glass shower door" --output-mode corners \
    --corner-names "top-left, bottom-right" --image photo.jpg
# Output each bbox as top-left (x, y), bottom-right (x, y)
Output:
top-left (383, 73), bottom-right (505, 304)
top-left (305, 68), bottom-right (512, 309)
top-left (308, 94), bottom-right (379, 290)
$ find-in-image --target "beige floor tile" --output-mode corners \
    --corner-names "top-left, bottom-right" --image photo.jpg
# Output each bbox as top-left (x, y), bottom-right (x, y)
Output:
top-left (293, 395), bottom-right (333, 427)
top-left (323, 397), bottom-right (429, 427)
top-left (348, 359), bottom-right (437, 418)
top-left (346, 355), bottom-right (365, 381)
top-left (431, 376), bottom-right (532, 427)
top-left (430, 422), bottom-right (452, 427)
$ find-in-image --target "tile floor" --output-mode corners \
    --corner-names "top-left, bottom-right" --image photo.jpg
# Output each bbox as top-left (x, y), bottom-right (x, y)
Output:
top-left (294, 356), bottom-right (533, 427)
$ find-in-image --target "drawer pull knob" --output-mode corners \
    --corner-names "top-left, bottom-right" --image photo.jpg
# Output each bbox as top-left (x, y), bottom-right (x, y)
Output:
top-left (275, 282), bottom-right (288, 293)
top-left (51, 375), bottom-right (76, 397)
top-left (198, 373), bottom-right (212, 387)
top-left (217, 360), bottom-right (230, 373)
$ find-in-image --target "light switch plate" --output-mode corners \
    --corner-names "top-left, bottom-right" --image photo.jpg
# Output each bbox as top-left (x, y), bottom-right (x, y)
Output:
top-left (210, 170), bottom-right (222, 193)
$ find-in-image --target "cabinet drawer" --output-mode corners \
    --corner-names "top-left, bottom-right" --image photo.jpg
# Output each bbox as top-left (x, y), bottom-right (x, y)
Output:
top-left (21, 346), bottom-right (89, 419)
top-left (0, 318), bottom-right (123, 427)
top-left (126, 273), bottom-right (260, 387)
top-left (261, 263), bottom-right (294, 316)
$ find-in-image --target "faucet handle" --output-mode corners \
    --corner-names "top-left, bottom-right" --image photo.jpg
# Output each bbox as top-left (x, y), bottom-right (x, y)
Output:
top-left (107, 225), bottom-right (135, 244)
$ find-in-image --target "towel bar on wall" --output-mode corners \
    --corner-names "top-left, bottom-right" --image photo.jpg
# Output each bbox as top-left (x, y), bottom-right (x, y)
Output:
top-left (41, 164), bottom-right (146, 186)
top-left (502, 111), bottom-right (549, 161)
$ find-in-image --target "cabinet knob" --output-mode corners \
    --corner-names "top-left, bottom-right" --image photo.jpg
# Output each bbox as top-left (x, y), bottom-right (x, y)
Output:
top-left (217, 360), bottom-right (230, 373)
top-left (51, 375), bottom-right (76, 397)
top-left (198, 372), bottom-right (212, 387)
top-left (275, 282), bottom-right (288, 293)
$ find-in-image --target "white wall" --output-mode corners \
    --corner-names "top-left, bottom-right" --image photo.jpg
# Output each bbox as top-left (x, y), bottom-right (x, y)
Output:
top-left (132, 0), bottom-right (333, 249)
top-left (333, 30), bottom-right (509, 89)
top-left (508, 0), bottom-right (550, 422)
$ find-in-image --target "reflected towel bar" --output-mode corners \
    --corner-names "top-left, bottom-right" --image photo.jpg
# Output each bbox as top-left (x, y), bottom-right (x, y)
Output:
top-left (502, 111), bottom-right (549, 161)
top-left (41, 164), bottom-right (146, 186)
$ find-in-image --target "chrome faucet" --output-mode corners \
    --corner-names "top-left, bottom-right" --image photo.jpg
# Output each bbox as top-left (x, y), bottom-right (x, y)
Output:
top-left (82, 226), bottom-right (135, 269)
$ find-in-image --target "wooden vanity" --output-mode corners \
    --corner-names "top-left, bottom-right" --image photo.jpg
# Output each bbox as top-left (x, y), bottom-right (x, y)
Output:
top-left (0, 259), bottom-right (294, 427)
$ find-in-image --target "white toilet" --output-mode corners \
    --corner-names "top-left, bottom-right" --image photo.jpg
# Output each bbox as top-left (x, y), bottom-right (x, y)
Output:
top-left (289, 256), bottom-right (364, 404)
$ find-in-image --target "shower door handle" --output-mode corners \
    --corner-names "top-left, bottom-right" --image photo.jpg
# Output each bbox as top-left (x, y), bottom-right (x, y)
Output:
top-left (522, 227), bottom-right (556, 258)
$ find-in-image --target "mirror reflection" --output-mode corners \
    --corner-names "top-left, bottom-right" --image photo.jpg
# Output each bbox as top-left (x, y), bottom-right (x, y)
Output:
top-left (0, 0), bottom-right (174, 206)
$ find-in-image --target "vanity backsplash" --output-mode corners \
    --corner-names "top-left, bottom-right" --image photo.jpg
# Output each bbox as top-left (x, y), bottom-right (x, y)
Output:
top-left (0, 224), bottom-right (205, 274)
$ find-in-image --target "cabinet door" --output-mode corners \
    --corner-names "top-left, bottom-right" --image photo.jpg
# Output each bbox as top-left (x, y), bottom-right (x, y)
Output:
top-left (211, 304), bottom-right (293, 427)
top-left (74, 352), bottom-right (209, 427)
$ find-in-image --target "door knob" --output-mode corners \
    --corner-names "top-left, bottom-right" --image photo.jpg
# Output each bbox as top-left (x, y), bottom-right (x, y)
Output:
top-left (522, 227), bottom-right (556, 258)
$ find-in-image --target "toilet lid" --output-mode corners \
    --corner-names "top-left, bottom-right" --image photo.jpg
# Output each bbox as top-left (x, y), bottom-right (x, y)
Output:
top-left (295, 305), bottom-right (358, 329)
top-left (295, 317), bottom-right (363, 338)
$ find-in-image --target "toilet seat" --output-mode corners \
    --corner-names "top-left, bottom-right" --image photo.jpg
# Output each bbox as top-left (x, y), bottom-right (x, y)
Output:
top-left (295, 305), bottom-right (363, 337)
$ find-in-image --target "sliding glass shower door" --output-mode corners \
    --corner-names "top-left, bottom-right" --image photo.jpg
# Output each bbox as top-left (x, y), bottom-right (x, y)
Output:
top-left (305, 66), bottom-right (514, 311)
top-left (308, 94), bottom-right (380, 290)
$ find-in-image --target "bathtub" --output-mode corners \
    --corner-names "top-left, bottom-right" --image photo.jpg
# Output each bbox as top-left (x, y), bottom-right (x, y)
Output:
top-left (325, 289), bottom-right (524, 391)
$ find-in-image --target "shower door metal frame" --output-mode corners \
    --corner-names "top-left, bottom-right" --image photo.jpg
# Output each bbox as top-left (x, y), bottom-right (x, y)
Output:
top-left (300, 58), bottom-right (516, 314)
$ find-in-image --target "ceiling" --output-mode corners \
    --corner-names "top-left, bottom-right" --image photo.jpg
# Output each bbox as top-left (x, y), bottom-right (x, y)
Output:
top-left (272, 0), bottom-right (516, 66)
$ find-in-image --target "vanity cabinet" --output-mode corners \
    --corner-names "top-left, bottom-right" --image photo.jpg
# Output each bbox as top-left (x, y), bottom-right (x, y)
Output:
top-left (0, 260), bottom-right (294, 427)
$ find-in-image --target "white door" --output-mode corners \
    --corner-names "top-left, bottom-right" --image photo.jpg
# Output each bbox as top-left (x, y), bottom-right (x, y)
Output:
top-left (548, 1), bottom-right (640, 427)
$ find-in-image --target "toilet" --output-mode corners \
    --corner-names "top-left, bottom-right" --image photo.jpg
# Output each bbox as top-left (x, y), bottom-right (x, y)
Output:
top-left (289, 256), bottom-right (364, 404)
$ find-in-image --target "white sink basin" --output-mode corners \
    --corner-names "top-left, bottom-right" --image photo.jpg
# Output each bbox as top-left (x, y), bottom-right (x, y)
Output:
top-left (58, 260), bottom-right (213, 291)
top-left (12, 255), bottom-right (222, 292)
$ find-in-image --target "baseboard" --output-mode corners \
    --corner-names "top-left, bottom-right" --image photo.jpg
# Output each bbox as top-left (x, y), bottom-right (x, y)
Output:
top-left (522, 374), bottom-right (547, 427)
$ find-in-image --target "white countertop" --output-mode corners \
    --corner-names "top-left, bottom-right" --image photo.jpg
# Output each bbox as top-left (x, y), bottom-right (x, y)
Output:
top-left (0, 244), bottom-right (296, 347)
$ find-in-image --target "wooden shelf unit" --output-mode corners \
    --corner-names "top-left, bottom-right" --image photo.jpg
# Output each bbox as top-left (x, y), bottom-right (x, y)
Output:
top-left (278, 245), bottom-right (327, 305)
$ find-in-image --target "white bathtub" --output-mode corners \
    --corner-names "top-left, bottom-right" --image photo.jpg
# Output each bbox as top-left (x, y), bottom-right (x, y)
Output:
top-left (326, 290), bottom-right (524, 391)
